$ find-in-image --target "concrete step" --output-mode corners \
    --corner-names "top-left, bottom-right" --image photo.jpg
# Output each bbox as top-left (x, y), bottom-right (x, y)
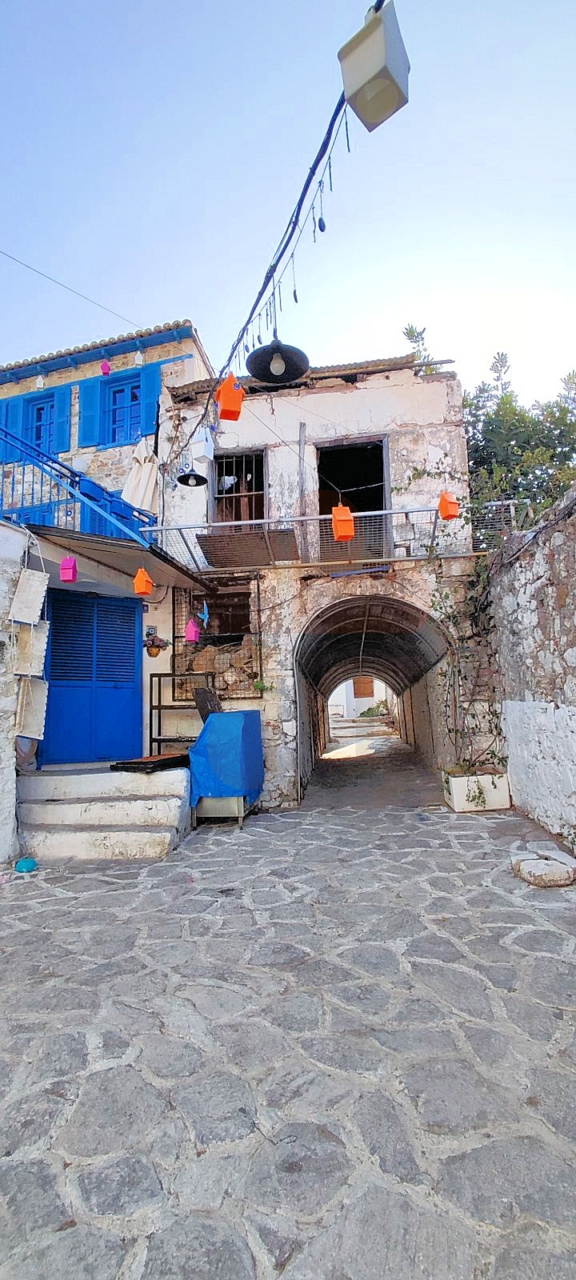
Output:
top-left (19, 795), bottom-right (185, 832)
top-left (17, 767), bottom-right (190, 804)
top-left (19, 825), bottom-right (176, 863)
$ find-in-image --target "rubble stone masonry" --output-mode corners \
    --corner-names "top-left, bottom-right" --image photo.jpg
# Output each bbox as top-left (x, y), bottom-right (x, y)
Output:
top-left (490, 484), bottom-right (576, 840)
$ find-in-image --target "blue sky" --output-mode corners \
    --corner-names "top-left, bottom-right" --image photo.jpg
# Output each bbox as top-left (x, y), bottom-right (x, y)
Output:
top-left (1, 0), bottom-right (574, 402)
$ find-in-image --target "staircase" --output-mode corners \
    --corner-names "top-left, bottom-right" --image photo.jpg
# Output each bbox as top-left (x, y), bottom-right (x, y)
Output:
top-left (0, 423), bottom-right (156, 544)
top-left (17, 767), bottom-right (191, 862)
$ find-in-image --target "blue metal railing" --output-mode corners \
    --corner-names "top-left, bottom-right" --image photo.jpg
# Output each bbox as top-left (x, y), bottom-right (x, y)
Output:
top-left (0, 426), bottom-right (156, 546)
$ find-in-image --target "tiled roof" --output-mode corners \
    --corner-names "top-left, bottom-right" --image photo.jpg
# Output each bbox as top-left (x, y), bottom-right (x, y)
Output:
top-left (172, 353), bottom-right (423, 400)
top-left (0, 321), bottom-right (194, 374)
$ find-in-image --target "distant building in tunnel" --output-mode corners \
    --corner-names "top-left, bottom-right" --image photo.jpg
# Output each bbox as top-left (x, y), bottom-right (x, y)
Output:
top-left (147, 350), bottom-right (488, 806)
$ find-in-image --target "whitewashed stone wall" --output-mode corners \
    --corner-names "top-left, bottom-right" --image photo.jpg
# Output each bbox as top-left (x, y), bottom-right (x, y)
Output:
top-left (0, 523), bottom-right (28, 862)
top-left (491, 485), bottom-right (576, 839)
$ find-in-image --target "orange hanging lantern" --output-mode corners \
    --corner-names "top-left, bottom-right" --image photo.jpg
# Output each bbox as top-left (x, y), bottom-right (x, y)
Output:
top-left (215, 372), bottom-right (245, 422)
top-left (438, 491), bottom-right (460, 521)
top-left (133, 567), bottom-right (154, 597)
top-left (332, 504), bottom-right (355, 542)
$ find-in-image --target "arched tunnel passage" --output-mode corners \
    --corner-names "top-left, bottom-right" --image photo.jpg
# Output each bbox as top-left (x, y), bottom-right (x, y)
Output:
top-left (293, 595), bottom-right (449, 801)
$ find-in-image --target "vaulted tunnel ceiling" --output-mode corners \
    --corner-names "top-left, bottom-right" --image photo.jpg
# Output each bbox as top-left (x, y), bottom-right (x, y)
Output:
top-left (295, 596), bottom-right (448, 698)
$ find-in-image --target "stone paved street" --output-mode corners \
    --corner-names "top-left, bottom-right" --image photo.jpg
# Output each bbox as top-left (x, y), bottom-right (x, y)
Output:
top-left (2, 742), bottom-right (576, 1278)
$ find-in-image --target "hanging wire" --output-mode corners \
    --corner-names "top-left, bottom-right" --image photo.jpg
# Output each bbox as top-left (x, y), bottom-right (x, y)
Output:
top-left (291, 254), bottom-right (298, 305)
top-left (0, 249), bottom-right (140, 330)
top-left (169, 89), bottom-right (347, 466)
top-left (318, 180), bottom-right (326, 233)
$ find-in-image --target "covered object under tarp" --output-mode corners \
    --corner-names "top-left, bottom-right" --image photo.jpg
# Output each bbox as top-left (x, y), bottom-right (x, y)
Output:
top-left (189, 710), bottom-right (264, 809)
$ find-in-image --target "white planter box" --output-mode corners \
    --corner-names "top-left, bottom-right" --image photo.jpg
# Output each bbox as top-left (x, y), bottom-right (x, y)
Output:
top-left (443, 771), bottom-right (511, 813)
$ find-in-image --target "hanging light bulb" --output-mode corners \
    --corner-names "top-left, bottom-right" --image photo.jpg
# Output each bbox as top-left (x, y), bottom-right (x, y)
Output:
top-left (247, 338), bottom-right (309, 386)
top-left (176, 468), bottom-right (208, 488)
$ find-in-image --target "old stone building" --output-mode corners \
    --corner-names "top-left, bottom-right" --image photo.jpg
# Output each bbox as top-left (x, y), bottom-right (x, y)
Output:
top-left (149, 354), bottom-right (480, 808)
top-left (490, 483), bottom-right (576, 840)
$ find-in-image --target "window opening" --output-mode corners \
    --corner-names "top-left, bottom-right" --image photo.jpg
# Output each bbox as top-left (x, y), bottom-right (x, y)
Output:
top-left (317, 441), bottom-right (391, 560)
top-left (29, 396), bottom-right (55, 454)
top-left (353, 676), bottom-right (375, 699)
top-left (172, 586), bottom-right (261, 701)
top-left (214, 452), bottom-right (265, 523)
top-left (317, 442), bottom-right (385, 515)
top-left (106, 377), bottom-right (142, 446)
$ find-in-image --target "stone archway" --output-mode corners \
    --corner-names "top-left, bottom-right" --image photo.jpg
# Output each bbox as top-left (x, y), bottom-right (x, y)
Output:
top-left (293, 593), bottom-right (450, 800)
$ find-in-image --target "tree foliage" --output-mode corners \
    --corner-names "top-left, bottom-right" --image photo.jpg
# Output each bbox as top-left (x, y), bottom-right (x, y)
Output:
top-left (464, 358), bottom-right (576, 513)
top-left (403, 324), bottom-right (576, 513)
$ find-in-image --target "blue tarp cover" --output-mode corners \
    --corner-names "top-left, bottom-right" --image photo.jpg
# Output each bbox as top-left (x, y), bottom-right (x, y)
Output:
top-left (189, 710), bottom-right (264, 809)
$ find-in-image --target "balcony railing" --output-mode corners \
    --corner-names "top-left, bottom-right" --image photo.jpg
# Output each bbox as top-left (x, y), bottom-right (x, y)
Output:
top-left (0, 425), bottom-right (155, 545)
top-left (141, 500), bottom-right (531, 574)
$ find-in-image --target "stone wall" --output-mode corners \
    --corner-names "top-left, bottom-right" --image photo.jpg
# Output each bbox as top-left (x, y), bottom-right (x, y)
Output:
top-left (490, 485), bottom-right (576, 838)
top-left (0, 523), bottom-right (29, 862)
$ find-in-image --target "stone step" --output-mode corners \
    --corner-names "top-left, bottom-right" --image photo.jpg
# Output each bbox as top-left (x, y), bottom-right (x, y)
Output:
top-left (18, 825), bottom-right (176, 863)
top-left (17, 767), bottom-right (190, 804)
top-left (19, 795), bottom-right (186, 832)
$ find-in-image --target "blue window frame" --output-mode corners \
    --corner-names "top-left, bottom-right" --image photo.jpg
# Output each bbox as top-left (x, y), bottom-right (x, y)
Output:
top-left (78, 364), bottom-right (161, 449)
top-left (28, 395), bottom-right (55, 453)
top-left (0, 386), bottom-right (71, 462)
top-left (106, 376), bottom-right (142, 445)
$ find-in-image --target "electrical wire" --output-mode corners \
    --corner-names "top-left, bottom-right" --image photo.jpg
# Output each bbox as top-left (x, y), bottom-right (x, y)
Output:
top-left (168, 91), bottom-right (348, 468)
top-left (243, 403), bottom-right (342, 498)
top-left (0, 249), bottom-right (140, 330)
top-left (244, 403), bottom-right (388, 500)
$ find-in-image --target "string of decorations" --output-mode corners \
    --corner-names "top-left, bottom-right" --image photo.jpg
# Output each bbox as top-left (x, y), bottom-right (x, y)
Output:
top-left (167, 91), bottom-right (351, 471)
top-left (229, 107), bottom-right (350, 380)
top-left (168, 0), bottom-right (409, 483)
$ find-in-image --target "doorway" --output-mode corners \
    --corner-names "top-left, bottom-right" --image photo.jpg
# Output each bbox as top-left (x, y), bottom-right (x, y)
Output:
top-left (42, 590), bottom-right (143, 764)
top-left (316, 440), bottom-right (389, 515)
top-left (317, 441), bottom-right (391, 560)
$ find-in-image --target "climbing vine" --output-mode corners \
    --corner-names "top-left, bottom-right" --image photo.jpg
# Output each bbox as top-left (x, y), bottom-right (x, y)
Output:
top-left (432, 560), bottom-right (507, 776)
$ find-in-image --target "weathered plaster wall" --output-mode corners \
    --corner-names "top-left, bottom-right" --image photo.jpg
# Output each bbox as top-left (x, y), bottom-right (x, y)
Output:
top-left (0, 523), bottom-right (28, 862)
top-left (162, 368), bottom-right (469, 545)
top-left (491, 487), bottom-right (576, 838)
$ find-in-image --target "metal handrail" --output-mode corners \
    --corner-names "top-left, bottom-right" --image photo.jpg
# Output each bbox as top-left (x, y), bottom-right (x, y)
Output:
top-left (0, 426), bottom-right (154, 545)
top-left (140, 499), bottom-right (532, 573)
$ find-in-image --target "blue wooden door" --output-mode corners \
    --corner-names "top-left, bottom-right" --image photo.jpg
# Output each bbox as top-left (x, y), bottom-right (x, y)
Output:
top-left (43, 590), bottom-right (142, 764)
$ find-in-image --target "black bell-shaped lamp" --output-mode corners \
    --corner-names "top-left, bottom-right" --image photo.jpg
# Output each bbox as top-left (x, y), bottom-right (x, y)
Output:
top-left (246, 338), bottom-right (309, 386)
top-left (176, 468), bottom-right (208, 488)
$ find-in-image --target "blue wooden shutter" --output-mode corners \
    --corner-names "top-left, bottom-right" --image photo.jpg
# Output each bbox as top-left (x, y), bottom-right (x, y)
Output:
top-left (140, 364), bottom-right (161, 436)
top-left (96, 601), bottom-right (138, 682)
top-left (78, 378), bottom-right (102, 447)
top-left (49, 593), bottom-right (95, 682)
top-left (53, 386), bottom-right (71, 454)
top-left (0, 395), bottom-right (24, 462)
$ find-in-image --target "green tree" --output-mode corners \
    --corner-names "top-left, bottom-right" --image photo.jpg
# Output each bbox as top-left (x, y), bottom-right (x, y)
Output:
top-left (464, 354), bottom-right (576, 514)
top-left (403, 324), bottom-right (435, 375)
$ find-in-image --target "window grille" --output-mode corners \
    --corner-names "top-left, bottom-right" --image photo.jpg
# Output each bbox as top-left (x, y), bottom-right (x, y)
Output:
top-left (172, 587), bottom-right (261, 701)
top-left (214, 452), bottom-right (265, 523)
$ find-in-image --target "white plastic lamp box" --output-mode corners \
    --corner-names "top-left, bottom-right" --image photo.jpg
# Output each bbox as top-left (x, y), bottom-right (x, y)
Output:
top-left (338, 1), bottom-right (410, 132)
top-left (192, 429), bottom-right (215, 465)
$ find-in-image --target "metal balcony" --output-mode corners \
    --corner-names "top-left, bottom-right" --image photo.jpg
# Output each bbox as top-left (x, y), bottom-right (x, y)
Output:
top-left (141, 500), bottom-right (532, 575)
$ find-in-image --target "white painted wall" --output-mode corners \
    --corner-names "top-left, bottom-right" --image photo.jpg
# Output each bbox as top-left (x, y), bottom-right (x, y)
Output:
top-left (503, 700), bottom-right (576, 839)
top-left (161, 369), bottom-right (469, 552)
top-left (0, 522), bottom-right (29, 862)
top-left (328, 678), bottom-right (390, 719)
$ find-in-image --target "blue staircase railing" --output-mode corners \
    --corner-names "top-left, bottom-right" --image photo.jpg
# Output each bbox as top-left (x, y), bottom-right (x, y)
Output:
top-left (0, 426), bottom-right (156, 546)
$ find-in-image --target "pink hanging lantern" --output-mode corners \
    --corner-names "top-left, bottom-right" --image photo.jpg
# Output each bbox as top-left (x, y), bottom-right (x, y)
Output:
top-left (59, 556), bottom-right (78, 583)
top-left (185, 618), bottom-right (201, 644)
top-left (100, 359), bottom-right (111, 376)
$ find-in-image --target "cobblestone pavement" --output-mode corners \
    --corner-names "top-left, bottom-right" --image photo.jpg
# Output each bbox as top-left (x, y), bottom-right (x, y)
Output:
top-left (2, 743), bottom-right (576, 1278)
